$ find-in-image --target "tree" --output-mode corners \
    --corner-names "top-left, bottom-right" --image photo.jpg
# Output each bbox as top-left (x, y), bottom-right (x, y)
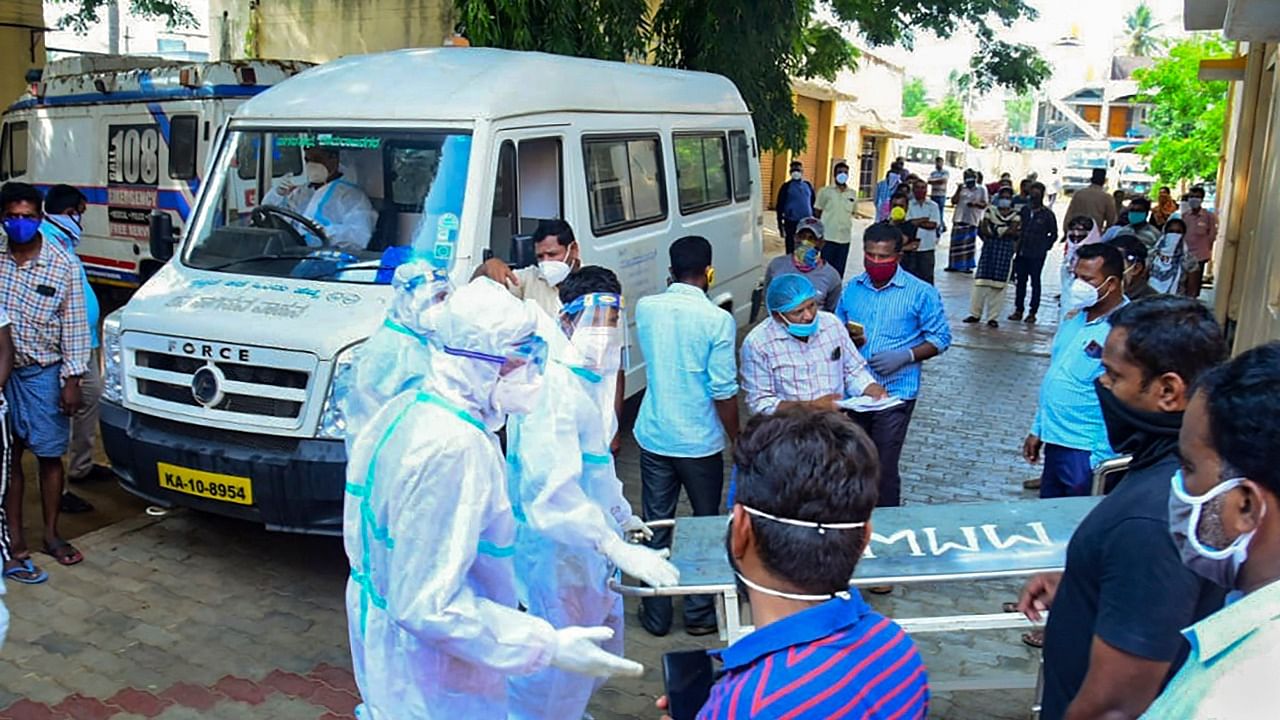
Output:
top-left (51, 0), bottom-right (197, 32)
top-left (1005, 92), bottom-right (1034, 134)
top-left (902, 76), bottom-right (927, 117)
top-left (1124, 1), bottom-right (1164, 57)
top-left (920, 95), bottom-right (980, 148)
top-left (1133, 35), bottom-right (1229, 187)
top-left (460, 0), bottom-right (1050, 152)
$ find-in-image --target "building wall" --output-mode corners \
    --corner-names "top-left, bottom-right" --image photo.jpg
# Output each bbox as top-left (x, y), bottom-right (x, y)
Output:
top-left (1216, 41), bottom-right (1280, 353)
top-left (0, 0), bottom-right (45, 107)
top-left (210, 0), bottom-right (455, 61)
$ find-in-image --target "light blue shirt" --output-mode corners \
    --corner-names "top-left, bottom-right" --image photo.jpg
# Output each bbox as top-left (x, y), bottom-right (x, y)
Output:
top-left (834, 266), bottom-right (951, 400)
top-left (633, 283), bottom-right (738, 458)
top-left (1030, 305), bottom-right (1124, 466)
top-left (40, 218), bottom-right (99, 350)
top-left (1141, 578), bottom-right (1280, 719)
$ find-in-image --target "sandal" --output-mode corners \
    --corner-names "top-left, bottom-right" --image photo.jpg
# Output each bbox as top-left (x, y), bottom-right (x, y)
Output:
top-left (43, 540), bottom-right (83, 567)
top-left (1022, 630), bottom-right (1045, 648)
top-left (1001, 601), bottom-right (1019, 613)
top-left (3, 558), bottom-right (49, 584)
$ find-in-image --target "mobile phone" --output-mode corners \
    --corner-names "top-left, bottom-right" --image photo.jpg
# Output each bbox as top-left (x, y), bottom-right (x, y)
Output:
top-left (663, 650), bottom-right (715, 720)
top-left (846, 321), bottom-right (864, 334)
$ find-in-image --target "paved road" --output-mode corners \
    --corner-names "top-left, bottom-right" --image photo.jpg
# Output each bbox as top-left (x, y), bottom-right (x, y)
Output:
top-left (0, 225), bottom-right (1069, 719)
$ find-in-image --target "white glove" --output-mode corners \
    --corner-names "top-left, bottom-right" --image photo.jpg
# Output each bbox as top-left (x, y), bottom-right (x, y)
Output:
top-left (600, 533), bottom-right (680, 588)
top-left (619, 514), bottom-right (655, 541)
top-left (550, 626), bottom-right (643, 678)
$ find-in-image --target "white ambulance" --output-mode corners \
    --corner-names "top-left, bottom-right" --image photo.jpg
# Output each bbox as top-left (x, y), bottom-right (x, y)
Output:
top-left (0, 56), bottom-right (310, 292)
top-left (100, 48), bottom-right (764, 534)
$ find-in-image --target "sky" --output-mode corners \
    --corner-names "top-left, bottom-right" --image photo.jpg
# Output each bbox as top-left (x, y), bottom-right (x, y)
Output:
top-left (873, 0), bottom-right (1193, 118)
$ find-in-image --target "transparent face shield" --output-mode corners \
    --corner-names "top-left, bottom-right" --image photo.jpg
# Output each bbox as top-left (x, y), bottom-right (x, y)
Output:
top-left (560, 293), bottom-right (627, 374)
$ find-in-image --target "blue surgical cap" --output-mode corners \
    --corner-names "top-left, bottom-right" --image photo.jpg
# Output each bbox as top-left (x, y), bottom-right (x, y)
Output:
top-left (766, 273), bottom-right (818, 314)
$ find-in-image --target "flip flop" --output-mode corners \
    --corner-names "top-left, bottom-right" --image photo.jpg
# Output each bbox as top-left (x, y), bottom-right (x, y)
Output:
top-left (43, 540), bottom-right (83, 567)
top-left (1002, 601), bottom-right (1019, 613)
top-left (1022, 630), bottom-right (1045, 648)
top-left (4, 558), bottom-right (49, 584)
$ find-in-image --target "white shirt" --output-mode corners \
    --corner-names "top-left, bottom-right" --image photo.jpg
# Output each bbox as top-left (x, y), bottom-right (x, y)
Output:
top-left (906, 198), bottom-right (941, 251)
top-left (927, 168), bottom-right (949, 196)
top-left (263, 176), bottom-right (377, 252)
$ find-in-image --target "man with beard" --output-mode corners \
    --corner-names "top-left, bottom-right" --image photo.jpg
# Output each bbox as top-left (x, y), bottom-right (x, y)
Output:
top-left (1017, 296), bottom-right (1229, 719)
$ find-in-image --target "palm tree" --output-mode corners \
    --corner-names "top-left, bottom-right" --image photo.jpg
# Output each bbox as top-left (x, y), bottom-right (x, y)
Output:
top-left (1124, 2), bottom-right (1164, 57)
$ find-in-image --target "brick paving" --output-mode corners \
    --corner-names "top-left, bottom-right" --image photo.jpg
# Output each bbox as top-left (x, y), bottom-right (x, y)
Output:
top-left (1, 221), bottom-right (1072, 719)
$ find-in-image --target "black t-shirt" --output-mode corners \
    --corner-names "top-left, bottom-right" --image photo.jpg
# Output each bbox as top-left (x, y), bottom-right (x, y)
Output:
top-left (1039, 453), bottom-right (1227, 719)
top-left (894, 221), bottom-right (919, 247)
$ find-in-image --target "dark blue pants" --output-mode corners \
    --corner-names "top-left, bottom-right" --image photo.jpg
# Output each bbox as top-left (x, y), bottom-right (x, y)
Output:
top-left (1039, 444), bottom-right (1093, 498)
top-left (639, 449), bottom-right (723, 634)
top-left (932, 195), bottom-right (947, 233)
top-left (821, 241), bottom-right (851, 279)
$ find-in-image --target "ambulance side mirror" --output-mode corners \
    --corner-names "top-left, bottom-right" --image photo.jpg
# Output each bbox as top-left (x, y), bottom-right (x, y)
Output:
top-left (149, 211), bottom-right (177, 262)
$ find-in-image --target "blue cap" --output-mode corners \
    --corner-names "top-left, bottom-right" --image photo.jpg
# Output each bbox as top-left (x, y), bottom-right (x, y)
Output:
top-left (766, 273), bottom-right (818, 314)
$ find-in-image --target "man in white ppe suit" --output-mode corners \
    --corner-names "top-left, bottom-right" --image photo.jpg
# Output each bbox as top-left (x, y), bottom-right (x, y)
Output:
top-left (343, 277), bottom-right (642, 719)
top-left (507, 267), bottom-right (680, 720)
top-left (263, 146), bottom-right (377, 252)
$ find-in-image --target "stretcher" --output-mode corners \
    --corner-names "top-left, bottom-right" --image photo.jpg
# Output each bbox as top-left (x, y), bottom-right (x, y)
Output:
top-left (612, 496), bottom-right (1104, 716)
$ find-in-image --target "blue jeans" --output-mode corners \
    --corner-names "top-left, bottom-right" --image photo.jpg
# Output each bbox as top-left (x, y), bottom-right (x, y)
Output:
top-left (1039, 444), bottom-right (1093, 498)
top-left (931, 196), bottom-right (947, 233)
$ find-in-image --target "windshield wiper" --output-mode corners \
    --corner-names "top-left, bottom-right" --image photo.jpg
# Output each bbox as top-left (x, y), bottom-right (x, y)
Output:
top-left (197, 254), bottom-right (309, 273)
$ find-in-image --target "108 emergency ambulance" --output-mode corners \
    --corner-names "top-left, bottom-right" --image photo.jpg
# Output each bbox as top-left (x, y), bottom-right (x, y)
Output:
top-left (0, 55), bottom-right (310, 292)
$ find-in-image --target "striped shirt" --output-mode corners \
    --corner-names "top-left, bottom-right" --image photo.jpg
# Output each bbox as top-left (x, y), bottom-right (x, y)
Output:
top-left (699, 593), bottom-right (928, 719)
top-left (633, 283), bottom-right (738, 458)
top-left (740, 312), bottom-right (877, 415)
top-left (1030, 304), bottom-right (1125, 467)
top-left (0, 238), bottom-right (91, 379)
top-left (834, 267), bottom-right (951, 400)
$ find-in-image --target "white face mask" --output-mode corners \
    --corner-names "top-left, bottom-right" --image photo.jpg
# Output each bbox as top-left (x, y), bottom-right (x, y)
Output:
top-left (790, 171), bottom-right (803, 181)
top-left (490, 363), bottom-right (545, 417)
top-left (538, 259), bottom-right (572, 287)
top-left (1066, 277), bottom-right (1107, 313)
top-left (835, 173), bottom-right (849, 185)
top-left (305, 161), bottom-right (330, 185)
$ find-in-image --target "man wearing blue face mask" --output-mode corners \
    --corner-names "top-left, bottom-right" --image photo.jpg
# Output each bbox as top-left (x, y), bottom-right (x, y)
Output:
top-left (1140, 342), bottom-right (1280, 718)
top-left (0, 182), bottom-right (91, 572)
top-left (1017, 297), bottom-right (1228, 720)
top-left (740, 274), bottom-right (885, 417)
top-left (41, 186), bottom-right (111, 512)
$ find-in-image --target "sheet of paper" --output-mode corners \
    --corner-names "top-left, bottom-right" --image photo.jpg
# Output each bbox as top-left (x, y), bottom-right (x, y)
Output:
top-left (837, 395), bottom-right (905, 413)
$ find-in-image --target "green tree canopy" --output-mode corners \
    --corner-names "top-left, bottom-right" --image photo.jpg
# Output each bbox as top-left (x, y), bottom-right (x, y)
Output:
top-left (458, 0), bottom-right (1049, 152)
top-left (920, 95), bottom-right (980, 148)
top-left (902, 76), bottom-right (927, 117)
top-left (1005, 92), bottom-right (1034, 134)
top-left (1133, 35), bottom-right (1229, 187)
top-left (1124, 1), bottom-right (1164, 57)
top-left (51, 0), bottom-right (197, 32)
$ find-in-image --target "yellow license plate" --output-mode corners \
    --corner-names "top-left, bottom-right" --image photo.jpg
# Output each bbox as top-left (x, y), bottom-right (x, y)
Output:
top-left (157, 462), bottom-right (253, 505)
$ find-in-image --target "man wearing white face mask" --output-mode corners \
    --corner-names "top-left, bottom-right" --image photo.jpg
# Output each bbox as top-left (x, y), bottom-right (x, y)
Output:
top-left (507, 266), bottom-right (678, 720)
top-left (262, 146), bottom-right (376, 252)
top-left (473, 218), bottom-right (579, 319)
top-left (814, 161), bottom-right (859, 278)
top-left (343, 277), bottom-right (642, 720)
top-left (1022, 243), bottom-right (1127, 499)
top-left (1141, 342), bottom-right (1280, 719)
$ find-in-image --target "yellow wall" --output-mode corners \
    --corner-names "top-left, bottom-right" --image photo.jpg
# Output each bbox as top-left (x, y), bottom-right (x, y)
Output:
top-left (1216, 42), bottom-right (1280, 353)
top-left (212, 0), bottom-right (455, 62)
top-left (0, 0), bottom-right (45, 107)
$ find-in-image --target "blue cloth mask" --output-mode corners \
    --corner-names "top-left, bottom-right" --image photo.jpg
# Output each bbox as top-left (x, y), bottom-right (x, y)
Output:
top-left (783, 316), bottom-right (819, 339)
top-left (1128, 211), bottom-right (1148, 225)
top-left (2, 216), bottom-right (41, 245)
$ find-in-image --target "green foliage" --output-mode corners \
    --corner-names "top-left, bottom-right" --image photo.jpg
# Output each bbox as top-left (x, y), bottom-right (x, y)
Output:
top-left (902, 76), bottom-right (927, 117)
top-left (1005, 92), bottom-right (1034, 134)
top-left (920, 95), bottom-right (981, 148)
top-left (1124, 1), bottom-right (1164, 57)
top-left (921, 96), bottom-right (965, 139)
top-left (455, 0), bottom-right (651, 61)
top-left (462, 0), bottom-right (1048, 153)
top-left (51, 0), bottom-right (197, 32)
top-left (1133, 35), bottom-right (1229, 187)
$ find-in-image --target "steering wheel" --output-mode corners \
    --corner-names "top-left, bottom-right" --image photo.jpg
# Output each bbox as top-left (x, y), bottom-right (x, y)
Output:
top-left (250, 204), bottom-right (329, 247)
